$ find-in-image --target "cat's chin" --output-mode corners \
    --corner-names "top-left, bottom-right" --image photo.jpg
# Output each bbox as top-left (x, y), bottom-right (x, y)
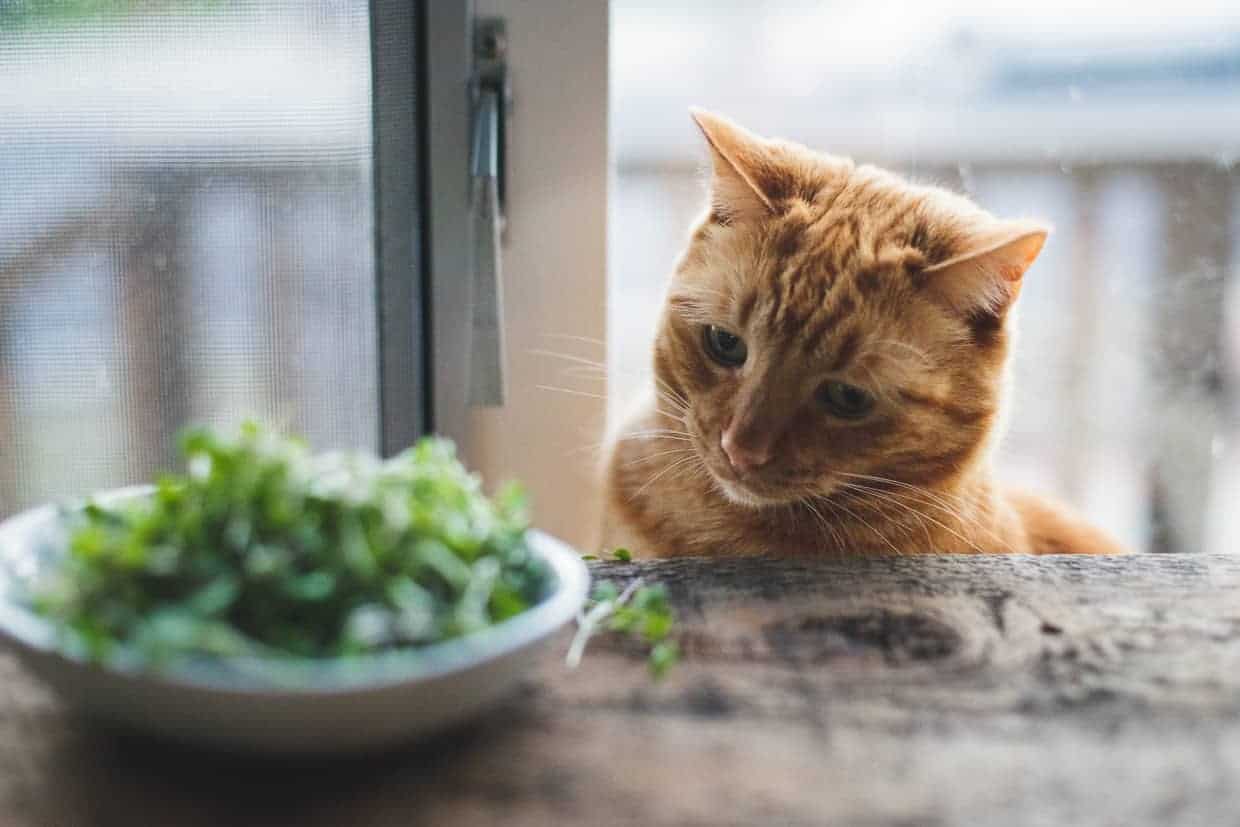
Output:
top-left (712, 475), bottom-right (793, 509)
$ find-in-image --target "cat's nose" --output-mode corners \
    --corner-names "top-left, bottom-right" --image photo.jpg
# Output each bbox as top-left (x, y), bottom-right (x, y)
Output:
top-left (721, 428), bottom-right (771, 474)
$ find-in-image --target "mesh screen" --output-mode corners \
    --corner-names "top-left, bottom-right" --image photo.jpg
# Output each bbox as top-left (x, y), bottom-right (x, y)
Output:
top-left (0, 2), bottom-right (378, 517)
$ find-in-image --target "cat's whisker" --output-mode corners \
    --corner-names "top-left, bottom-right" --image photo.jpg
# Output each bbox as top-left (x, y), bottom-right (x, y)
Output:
top-left (570, 430), bottom-right (692, 459)
top-left (622, 431), bottom-right (693, 442)
top-left (654, 396), bottom-right (694, 416)
top-left (529, 348), bottom-right (694, 417)
top-left (631, 453), bottom-right (703, 500)
top-left (529, 347), bottom-right (676, 391)
top-left (800, 497), bottom-right (846, 554)
top-left (536, 380), bottom-right (685, 420)
top-left (656, 400), bottom-right (690, 420)
top-left (845, 501), bottom-right (926, 549)
top-left (647, 384), bottom-right (690, 412)
top-left (836, 479), bottom-right (952, 529)
top-left (626, 426), bottom-right (693, 436)
top-left (622, 447), bottom-right (698, 468)
top-left (567, 441), bottom-right (609, 459)
top-left (549, 375), bottom-right (688, 427)
top-left (559, 365), bottom-right (608, 380)
top-left (647, 373), bottom-right (692, 412)
top-left (834, 483), bottom-right (936, 551)
top-left (646, 402), bottom-right (687, 423)
top-left (815, 498), bottom-right (857, 552)
top-left (666, 456), bottom-right (709, 488)
top-left (836, 471), bottom-right (982, 518)
top-left (656, 384), bottom-right (691, 412)
top-left (541, 332), bottom-right (605, 348)
top-left (528, 348), bottom-right (607, 370)
top-left (534, 384), bottom-right (608, 401)
top-left (835, 480), bottom-right (988, 554)
top-left (834, 471), bottom-right (1006, 546)
top-left (815, 493), bottom-right (904, 556)
top-left (650, 414), bottom-right (690, 432)
top-left (555, 365), bottom-right (689, 414)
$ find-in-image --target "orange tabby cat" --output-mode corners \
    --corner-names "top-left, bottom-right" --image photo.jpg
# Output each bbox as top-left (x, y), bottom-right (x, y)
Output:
top-left (601, 109), bottom-right (1125, 558)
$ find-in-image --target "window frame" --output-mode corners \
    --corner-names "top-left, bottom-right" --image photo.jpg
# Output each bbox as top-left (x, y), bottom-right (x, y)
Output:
top-left (370, 0), bottom-right (475, 456)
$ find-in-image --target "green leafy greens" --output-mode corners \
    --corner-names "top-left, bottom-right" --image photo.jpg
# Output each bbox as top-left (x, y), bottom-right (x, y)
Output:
top-left (581, 548), bottom-right (632, 563)
top-left (566, 578), bottom-right (679, 680)
top-left (29, 423), bottom-right (552, 666)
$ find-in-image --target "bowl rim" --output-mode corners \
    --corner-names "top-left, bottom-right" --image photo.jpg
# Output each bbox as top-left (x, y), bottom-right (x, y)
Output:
top-left (0, 486), bottom-right (591, 697)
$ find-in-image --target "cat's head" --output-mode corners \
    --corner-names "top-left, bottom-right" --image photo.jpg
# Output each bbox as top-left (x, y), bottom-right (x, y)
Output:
top-left (654, 110), bottom-right (1048, 508)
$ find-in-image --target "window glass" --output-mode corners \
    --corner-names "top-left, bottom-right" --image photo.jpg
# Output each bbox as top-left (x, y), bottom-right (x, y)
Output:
top-left (0, 1), bottom-right (377, 517)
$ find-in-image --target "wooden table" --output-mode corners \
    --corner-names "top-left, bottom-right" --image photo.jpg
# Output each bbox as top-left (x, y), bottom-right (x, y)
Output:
top-left (3, 554), bottom-right (1240, 826)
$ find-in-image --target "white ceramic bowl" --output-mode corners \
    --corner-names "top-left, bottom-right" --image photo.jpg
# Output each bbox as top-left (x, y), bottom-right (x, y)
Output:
top-left (0, 488), bottom-right (589, 754)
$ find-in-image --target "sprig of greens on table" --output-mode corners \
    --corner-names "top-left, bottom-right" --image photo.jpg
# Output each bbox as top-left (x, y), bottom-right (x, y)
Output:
top-left (28, 423), bottom-right (552, 666)
top-left (580, 547), bottom-right (631, 562)
top-left (567, 572), bottom-right (679, 680)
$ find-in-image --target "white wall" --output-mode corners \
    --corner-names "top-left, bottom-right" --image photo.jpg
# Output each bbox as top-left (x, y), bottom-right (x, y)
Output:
top-left (467, 0), bottom-right (610, 552)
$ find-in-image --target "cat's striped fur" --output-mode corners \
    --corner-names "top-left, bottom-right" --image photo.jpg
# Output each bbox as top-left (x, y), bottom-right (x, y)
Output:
top-left (601, 110), bottom-right (1125, 558)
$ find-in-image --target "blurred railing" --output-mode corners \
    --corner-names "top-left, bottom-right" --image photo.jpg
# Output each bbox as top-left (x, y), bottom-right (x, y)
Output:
top-left (0, 161), bottom-right (379, 517)
top-left (0, 3), bottom-right (378, 518)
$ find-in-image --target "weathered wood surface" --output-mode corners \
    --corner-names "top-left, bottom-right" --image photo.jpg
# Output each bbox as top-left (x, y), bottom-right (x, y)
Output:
top-left (4, 554), bottom-right (1240, 826)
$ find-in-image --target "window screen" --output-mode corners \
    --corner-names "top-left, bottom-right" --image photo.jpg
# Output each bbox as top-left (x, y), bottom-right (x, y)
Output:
top-left (0, 1), bottom-right (380, 517)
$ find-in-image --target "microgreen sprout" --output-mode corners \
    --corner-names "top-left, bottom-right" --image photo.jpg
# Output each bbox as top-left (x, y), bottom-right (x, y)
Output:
top-left (28, 422), bottom-right (552, 666)
top-left (581, 548), bottom-right (632, 563)
top-left (566, 577), bottom-right (679, 679)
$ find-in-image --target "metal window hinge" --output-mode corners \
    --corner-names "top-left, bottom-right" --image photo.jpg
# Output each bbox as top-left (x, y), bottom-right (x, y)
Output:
top-left (471, 17), bottom-right (510, 235)
top-left (468, 16), bottom-right (510, 407)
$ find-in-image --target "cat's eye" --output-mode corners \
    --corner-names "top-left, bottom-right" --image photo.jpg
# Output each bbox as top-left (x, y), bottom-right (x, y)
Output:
top-left (818, 381), bottom-right (875, 419)
top-left (703, 325), bottom-right (748, 367)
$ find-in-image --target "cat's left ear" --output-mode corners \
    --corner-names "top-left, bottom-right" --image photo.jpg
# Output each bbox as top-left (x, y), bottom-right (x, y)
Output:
top-left (921, 222), bottom-right (1049, 315)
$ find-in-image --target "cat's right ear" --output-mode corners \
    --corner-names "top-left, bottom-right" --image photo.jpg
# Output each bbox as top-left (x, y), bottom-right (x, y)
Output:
top-left (690, 108), bottom-right (778, 222)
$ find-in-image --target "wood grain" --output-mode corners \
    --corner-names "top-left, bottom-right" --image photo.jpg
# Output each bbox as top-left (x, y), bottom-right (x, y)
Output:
top-left (4, 554), bottom-right (1240, 826)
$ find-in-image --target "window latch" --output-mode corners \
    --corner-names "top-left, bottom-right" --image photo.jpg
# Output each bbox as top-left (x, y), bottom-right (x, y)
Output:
top-left (468, 17), bottom-right (510, 407)
top-left (471, 17), bottom-right (509, 234)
